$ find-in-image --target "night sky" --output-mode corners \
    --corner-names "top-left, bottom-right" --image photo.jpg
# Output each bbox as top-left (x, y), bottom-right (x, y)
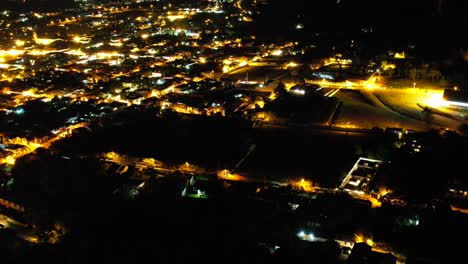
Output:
top-left (249, 0), bottom-right (468, 57)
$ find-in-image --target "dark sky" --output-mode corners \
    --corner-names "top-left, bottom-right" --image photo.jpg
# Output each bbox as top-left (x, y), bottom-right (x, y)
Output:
top-left (0, 0), bottom-right (78, 10)
top-left (252, 0), bottom-right (468, 50)
top-left (1, 0), bottom-right (466, 51)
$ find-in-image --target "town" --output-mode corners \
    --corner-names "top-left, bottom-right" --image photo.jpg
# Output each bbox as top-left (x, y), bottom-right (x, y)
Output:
top-left (0, 0), bottom-right (467, 263)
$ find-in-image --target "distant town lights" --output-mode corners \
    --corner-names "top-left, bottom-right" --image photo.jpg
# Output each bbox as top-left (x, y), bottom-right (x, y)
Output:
top-left (394, 52), bottom-right (406, 59)
top-left (3, 156), bottom-right (16, 165)
top-left (15, 40), bottom-right (25, 47)
top-left (271, 50), bottom-right (283, 56)
top-left (291, 89), bottom-right (305, 95)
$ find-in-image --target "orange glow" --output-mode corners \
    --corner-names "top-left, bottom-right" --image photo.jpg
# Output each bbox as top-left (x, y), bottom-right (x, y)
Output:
top-left (285, 61), bottom-right (298, 68)
top-left (2, 156), bottom-right (16, 165)
top-left (292, 178), bottom-right (314, 192)
top-left (354, 234), bottom-right (364, 243)
top-left (0, 49), bottom-right (25, 57)
top-left (378, 188), bottom-right (390, 198)
top-left (324, 57), bottom-right (352, 66)
top-left (167, 14), bottom-right (186, 21)
top-left (217, 169), bottom-right (246, 181)
top-left (222, 65), bottom-right (231, 73)
top-left (335, 123), bottom-right (359, 129)
top-left (72, 36), bottom-right (90, 44)
top-left (22, 89), bottom-right (39, 97)
top-left (451, 206), bottom-right (468, 214)
top-left (271, 49), bottom-right (283, 56)
top-left (238, 60), bottom-right (248, 67)
top-left (251, 99), bottom-right (265, 109)
top-left (423, 91), bottom-right (448, 108)
top-left (394, 52), bottom-right (405, 59)
top-left (363, 76), bottom-right (381, 90)
top-left (15, 40), bottom-right (25, 47)
top-left (369, 197), bottom-right (382, 208)
top-left (354, 233), bottom-right (374, 247)
top-left (33, 33), bottom-right (59, 46)
top-left (268, 92), bottom-right (277, 101)
top-left (105, 152), bottom-right (120, 160)
top-left (150, 90), bottom-right (161, 98)
top-left (381, 61), bottom-right (396, 71)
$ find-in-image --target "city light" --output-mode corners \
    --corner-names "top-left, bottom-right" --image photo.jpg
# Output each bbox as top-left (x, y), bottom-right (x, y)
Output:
top-left (285, 61), bottom-right (298, 68)
top-left (291, 89), bottom-right (306, 95)
top-left (217, 169), bottom-right (246, 181)
top-left (166, 14), bottom-right (186, 21)
top-left (3, 156), bottom-right (16, 165)
top-left (394, 52), bottom-right (406, 59)
top-left (421, 91), bottom-right (448, 108)
top-left (33, 33), bottom-right (59, 45)
top-left (323, 57), bottom-right (352, 66)
top-left (0, 49), bottom-right (25, 57)
top-left (271, 49), bottom-right (283, 56)
top-left (238, 60), bottom-right (248, 67)
top-left (72, 36), bottom-right (90, 44)
top-left (15, 40), bottom-right (25, 47)
top-left (0, 1), bottom-right (463, 256)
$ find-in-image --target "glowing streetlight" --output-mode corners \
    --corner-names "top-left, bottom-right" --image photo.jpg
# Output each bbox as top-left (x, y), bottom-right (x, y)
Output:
top-left (15, 40), bottom-right (25, 47)
top-left (297, 231), bottom-right (305, 238)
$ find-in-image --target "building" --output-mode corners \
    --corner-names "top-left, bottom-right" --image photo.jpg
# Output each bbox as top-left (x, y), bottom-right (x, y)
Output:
top-left (340, 157), bottom-right (383, 194)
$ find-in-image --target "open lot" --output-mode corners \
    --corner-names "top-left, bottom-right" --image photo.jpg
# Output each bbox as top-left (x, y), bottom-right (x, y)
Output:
top-left (333, 90), bottom-right (431, 131)
top-left (374, 88), bottom-right (466, 130)
top-left (237, 127), bottom-right (380, 188)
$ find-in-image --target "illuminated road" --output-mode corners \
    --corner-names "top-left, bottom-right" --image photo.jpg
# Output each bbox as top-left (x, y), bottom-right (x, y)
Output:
top-left (0, 214), bottom-right (39, 243)
top-left (1, 122), bottom-right (87, 165)
top-left (101, 152), bottom-right (211, 177)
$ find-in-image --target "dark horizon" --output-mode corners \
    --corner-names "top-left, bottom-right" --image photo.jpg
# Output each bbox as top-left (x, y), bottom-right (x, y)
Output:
top-left (252, 0), bottom-right (467, 46)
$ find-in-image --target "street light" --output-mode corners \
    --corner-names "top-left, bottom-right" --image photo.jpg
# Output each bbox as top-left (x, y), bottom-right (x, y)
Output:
top-left (297, 231), bottom-right (305, 238)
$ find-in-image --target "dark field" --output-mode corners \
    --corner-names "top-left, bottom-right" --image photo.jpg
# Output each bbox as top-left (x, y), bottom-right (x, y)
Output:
top-left (238, 127), bottom-right (380, 187)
